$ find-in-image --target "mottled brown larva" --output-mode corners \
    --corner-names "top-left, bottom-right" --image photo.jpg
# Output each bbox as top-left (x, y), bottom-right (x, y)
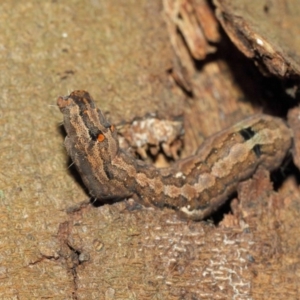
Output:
top-left (57, 90), bottom-right (293, 220)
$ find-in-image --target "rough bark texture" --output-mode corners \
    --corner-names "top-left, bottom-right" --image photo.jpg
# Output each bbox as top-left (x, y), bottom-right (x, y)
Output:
top-left (214, 0), bottom-right (300, 78)
top-left (1, 0), bottom-right (300, 299)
